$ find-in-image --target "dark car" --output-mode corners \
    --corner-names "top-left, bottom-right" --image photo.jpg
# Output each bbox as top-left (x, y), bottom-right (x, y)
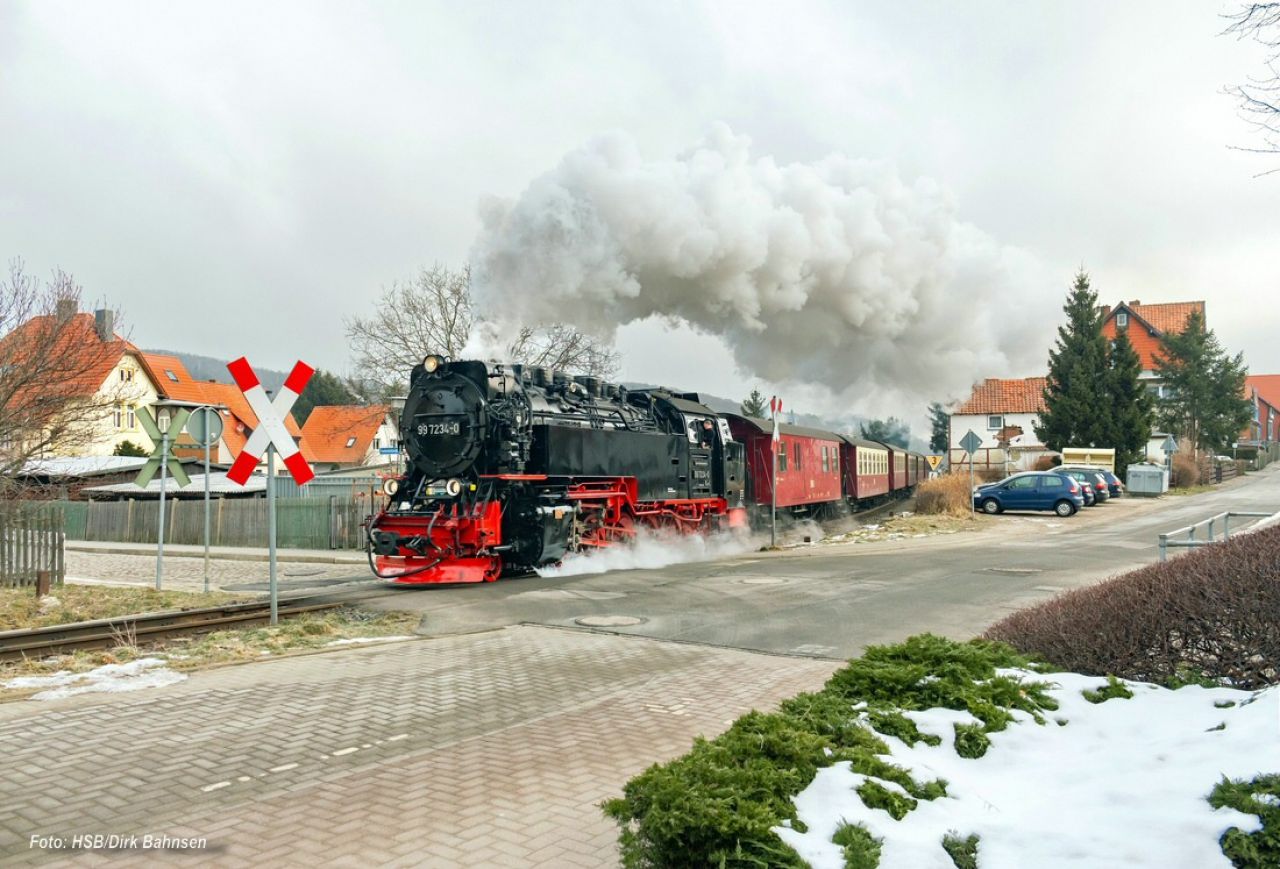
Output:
top-left (973, 471), bottom-right (1085, 517)
top-left (1054, 468), bottom-right (1107, 505)
top-left (1059, 466), bottom-right (1117, 501)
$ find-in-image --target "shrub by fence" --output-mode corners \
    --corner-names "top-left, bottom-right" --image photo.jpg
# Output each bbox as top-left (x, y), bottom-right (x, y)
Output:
top-left (915, 474), bottom-right (974, 516)
top-left (1171, 454), bottom-right (1200, 488)
top-left (984, 522), bottom-right (1280, 689)
top-left (0, 502), bottom-right (65, 588)
top-left (64, 497), bottom-right (378, 550)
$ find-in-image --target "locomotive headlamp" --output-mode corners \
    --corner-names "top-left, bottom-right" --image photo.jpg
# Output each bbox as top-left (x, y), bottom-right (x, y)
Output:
top-left (445, 478), bottom-right (463, 497)
top-left (423, 354), bottom-right (443, 373)
top-left (382, 478), bottom-right (400, 497)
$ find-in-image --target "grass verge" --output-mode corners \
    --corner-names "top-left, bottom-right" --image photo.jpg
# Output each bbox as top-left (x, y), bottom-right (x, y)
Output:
top-left (0, 584), bottom-right (243, 631)
top-left (0, 606), bottom-right (421, 701)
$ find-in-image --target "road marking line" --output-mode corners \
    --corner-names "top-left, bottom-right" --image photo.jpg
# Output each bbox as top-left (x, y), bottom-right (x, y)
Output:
top-left (386, 734), bottom-right (409, 742)
top-left (269, 763), bottom-right (298, 773)
top-left (237, 776), bottom-right (251, 782)
top-left (201, 781), bottom-right (231, 792)
top-left (332, 747), bottom-right (359, 756)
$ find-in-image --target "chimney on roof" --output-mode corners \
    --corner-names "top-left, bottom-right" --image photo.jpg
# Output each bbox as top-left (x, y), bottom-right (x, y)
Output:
top-left (1129, 300), bottom-right (1140, 305)
top-left (55, 298), bottom-right (76, 321)
top-left (94, 309), bottom-right (114, 342)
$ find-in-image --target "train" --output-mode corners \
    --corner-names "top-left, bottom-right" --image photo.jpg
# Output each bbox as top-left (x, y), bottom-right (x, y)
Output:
top-left (366, 355), bottom-right (927, 583)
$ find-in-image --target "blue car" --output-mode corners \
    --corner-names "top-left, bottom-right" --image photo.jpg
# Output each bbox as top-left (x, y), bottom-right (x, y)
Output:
top-left (973, 471), bottom-right (1085, 517)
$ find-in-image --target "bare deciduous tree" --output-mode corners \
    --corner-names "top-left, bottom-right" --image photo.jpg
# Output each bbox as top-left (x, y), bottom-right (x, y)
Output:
top-left (1226, 3), bottom-right (1280, 169)
top-left (346, 263), bottom-right (620, 392)
top-left (0, 260), bottom-right (135, 489)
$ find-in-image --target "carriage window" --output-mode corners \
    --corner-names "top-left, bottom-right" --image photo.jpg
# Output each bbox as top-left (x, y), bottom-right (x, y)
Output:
top-left (778, 442), bottom-right (788, 472)
top-left (793, 442), bottom-right (801, 470)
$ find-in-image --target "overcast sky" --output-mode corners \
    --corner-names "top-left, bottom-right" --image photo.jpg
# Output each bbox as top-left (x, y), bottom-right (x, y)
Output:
top-left (2, 1), bottom-right (1276, 421)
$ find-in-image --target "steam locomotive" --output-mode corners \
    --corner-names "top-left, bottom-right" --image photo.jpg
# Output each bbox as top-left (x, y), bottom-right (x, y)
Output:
top-left (367, 355), bottom-right (925, 583)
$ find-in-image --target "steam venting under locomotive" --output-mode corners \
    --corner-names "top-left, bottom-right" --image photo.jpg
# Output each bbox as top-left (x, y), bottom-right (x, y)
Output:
top-left (367, 355), bottom-right (746, 583)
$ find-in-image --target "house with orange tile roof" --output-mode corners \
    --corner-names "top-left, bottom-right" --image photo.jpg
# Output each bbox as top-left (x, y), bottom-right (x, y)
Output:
top-left (1, 303), bottom-right (163, 458)
top-left (1242, 374), bottom-right (1280, 447)
top-left (1100, 300), bottom-right (1206, 398)
top-left (299, 405), bottom-right (398, 473)
top-left (948, 377), bottom-right (1052, 470)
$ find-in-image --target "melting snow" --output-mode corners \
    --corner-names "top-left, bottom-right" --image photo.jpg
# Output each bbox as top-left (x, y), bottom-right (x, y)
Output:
top-left (775, 670), bottom-right (1279, 868)
top-left (5, 658), bottom-right (185, 701)
top-left (324, 636), bottom-right (416, 646)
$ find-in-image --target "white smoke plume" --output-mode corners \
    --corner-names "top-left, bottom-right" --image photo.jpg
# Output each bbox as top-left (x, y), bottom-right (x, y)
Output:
top-left (470, 124), bottom-right (1055, 411)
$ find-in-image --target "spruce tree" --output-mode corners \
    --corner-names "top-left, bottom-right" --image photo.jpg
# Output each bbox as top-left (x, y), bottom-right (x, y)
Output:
top-left (740, 388), bottom-right (767, 418)
top-left (1104, 328), bottom-right (1154, 478)
top-left (1035, 270), bottom-right (1112, 450)
top-left (927, 402), bottom-right (950, 454)
top-left (1155, 310), bottom-right (1251, 455)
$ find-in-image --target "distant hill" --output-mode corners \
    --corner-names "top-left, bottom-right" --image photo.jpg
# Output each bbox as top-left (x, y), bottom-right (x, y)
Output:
top-left (146, 349), bottom-right (290, 396)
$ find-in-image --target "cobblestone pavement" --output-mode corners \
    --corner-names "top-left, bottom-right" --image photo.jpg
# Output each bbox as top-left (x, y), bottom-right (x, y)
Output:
top-left (0, 625), bottom-right (838, 867)
top-left (64, 550), bottom-right (367, 594)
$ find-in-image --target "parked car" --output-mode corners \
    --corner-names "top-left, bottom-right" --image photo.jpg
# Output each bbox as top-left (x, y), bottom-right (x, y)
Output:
top-left (1059, 466), bottom-right (1118, 500)
top-left (973, 471), bottom-right (1085, 516)
top-left (1054, 468), bottom-right (1106, 504)
top-left (1096, 469), bottom-right (1124, 497)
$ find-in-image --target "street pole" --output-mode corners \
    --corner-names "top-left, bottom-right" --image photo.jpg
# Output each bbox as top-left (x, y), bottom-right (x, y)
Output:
top-left (203, 422), bottom-right (211, 594)
top-left (156, 427), bottom-right (168, 590)
top-left (969, 449), bottom-right (975, 518)
top-left (268, 443), bottom-right (278, 626)
top-left (770, 440), bottom-right (778, 548)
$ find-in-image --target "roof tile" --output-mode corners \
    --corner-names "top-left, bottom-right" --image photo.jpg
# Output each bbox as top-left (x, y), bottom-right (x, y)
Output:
top-left (955, 377), bottom-right (1047, 415)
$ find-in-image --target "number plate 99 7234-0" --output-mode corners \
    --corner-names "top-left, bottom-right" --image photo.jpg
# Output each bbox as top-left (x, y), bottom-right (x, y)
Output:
top-left (417, 421), bottom-right (462, 436)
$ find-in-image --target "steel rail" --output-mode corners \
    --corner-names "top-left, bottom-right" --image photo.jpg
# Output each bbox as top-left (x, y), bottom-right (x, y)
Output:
top-left (0, 598), bottom-right (342, 662)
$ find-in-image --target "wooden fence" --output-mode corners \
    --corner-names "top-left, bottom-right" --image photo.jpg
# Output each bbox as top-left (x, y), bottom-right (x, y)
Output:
top-left (63, 497), bottom-right (380, 550)
top-left (0, 502), bottom-right (65, 588)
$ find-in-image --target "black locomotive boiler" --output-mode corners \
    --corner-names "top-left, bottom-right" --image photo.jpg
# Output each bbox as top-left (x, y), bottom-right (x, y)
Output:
top-left (368, 355), bottom-right (748, 583)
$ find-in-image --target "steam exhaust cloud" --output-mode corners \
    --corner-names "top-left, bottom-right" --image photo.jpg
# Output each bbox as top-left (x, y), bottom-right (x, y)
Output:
top-left (470, 124), bottom-right (1053, 410)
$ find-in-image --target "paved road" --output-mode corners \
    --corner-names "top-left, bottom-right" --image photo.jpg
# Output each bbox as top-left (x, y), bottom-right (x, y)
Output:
top-left (0, 627), bottom-right (835, 867)
top-left (360, 464), bottom-right (1280, 658)
top-left (4, 467), bottom-right (1275, 867)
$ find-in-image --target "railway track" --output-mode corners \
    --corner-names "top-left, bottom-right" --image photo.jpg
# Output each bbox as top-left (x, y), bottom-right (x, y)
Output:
top-left (0, 598), bottom-right (343, 663)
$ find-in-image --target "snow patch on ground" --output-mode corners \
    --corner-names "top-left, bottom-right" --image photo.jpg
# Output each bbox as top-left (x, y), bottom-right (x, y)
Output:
top-left (325, 636), bottom-right (416, 646)
top-left (5, 658), bottom-right (185, 701)
top-left (774, 670), bottom-right (1278, 868)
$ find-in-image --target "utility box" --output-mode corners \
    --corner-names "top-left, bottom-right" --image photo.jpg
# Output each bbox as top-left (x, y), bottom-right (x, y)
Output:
top-left (1126, 462), bottom-right (1168, 497)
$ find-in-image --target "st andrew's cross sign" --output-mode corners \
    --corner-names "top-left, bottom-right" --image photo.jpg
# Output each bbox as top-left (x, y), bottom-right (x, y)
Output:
top-left (224, 357), bottom-right (315, 486)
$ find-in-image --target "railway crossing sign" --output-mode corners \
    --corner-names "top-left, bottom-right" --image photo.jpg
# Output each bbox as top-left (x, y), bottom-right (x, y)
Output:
top-left (136, 405), bottom-right (191, 488)
top-left (959, 430), bottom-right (983, 456)
top-left (225, 357), bottom-right (315, 486)
top-left (926, 455), bottom-right (943, 471)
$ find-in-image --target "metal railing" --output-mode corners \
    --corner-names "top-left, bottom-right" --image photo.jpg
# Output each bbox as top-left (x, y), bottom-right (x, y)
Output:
top-left (1158, 511), bottom-right (1274, 561)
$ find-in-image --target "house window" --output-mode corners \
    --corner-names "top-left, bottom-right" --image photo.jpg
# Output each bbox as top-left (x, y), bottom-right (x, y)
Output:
top-left (127, 405), bottom-right (136, 429)
top-left (373, 438), bottom-right (381, 449)
top-left (165, 370), bottom-right (179, 382)
top-left (987, 415), bottom-right (1003, 430)
top-left (345, 436), bottom-right (357, 448)
top-left (119, 368), bottom-right (134, 382)
top-left (1116, 312), bottom-right (1128, 328)
top-left (113, 405), bottom-right (123, 428)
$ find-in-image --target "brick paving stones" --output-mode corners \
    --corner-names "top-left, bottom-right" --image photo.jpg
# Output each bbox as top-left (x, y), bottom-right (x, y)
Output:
top-left (0, 626), bottom-right (837, 867)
